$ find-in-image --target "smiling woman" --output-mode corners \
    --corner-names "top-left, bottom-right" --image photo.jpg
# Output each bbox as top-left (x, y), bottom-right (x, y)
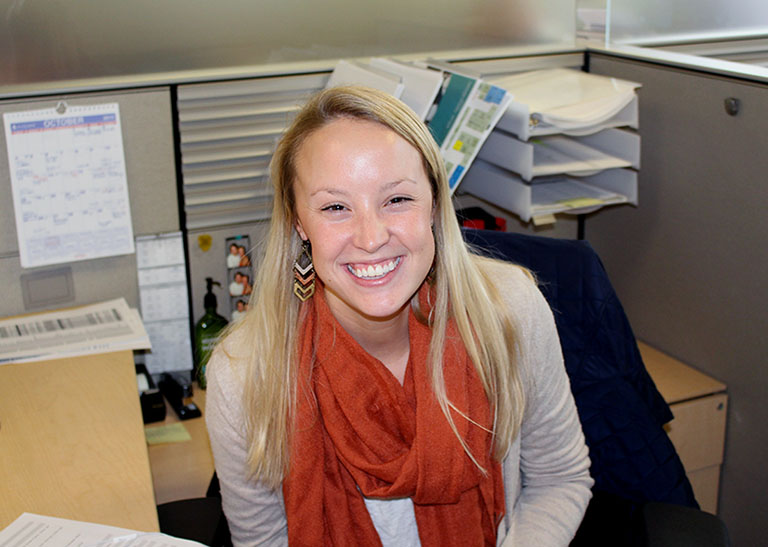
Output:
top-left (205, 86), bottom-right (593, 546)
top-left (293, 117), bottom-right (435, 377)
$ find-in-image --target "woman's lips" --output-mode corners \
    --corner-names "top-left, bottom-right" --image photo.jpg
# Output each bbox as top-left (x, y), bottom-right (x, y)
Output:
top-left (347, 257), bottom-right (401, 280)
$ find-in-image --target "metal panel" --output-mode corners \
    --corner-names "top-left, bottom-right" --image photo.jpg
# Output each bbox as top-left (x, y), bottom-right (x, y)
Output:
top-left (0, 0), bottom-right (576, 89)
top-left (177, 73), bottom-right (329, 230)
top-left (607, 0), bottom-right (768, 45)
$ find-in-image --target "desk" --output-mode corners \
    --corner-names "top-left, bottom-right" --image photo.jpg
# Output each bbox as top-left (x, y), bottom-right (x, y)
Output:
top-left (0, 351), bottom-right (159, 532)
top-left (639, 342), bottom-right (728, 514)
top-left (148, 388), bottom-right (215, 504)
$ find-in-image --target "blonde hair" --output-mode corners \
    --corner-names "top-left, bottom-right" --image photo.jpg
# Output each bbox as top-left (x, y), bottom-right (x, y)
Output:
top-left (225, 85), bottom-right (526, 489)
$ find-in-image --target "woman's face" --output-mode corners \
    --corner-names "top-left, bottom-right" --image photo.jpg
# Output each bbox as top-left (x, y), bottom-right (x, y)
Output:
top-left (293, 117), bottom-right (435, 327)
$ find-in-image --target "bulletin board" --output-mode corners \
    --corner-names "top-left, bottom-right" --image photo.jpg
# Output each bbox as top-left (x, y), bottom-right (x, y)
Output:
top-left (0, 88), bottom-right (180, 317)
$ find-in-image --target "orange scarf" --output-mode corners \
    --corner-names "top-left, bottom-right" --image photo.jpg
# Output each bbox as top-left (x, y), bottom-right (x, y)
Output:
top-left (283, 284), bottom-right (504, 546)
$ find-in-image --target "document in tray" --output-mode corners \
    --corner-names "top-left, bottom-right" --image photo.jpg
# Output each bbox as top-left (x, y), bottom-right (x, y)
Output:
top-left (0, 512), bottom-right (203, 547)
top-left (490, 68), bottom-right (640, 140)
top-left (531, 176), bottom-right (628, 215)
top-left (0, 298), bottom-right (151, 365)
top-left (425, 68), bottom-right (512, 193)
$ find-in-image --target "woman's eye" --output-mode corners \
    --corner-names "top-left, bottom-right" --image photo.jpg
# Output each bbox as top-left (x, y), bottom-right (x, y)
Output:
top-left (388, 196), bottom-right (412, 205)
top-left (321, 204), bottom-right (346, 212)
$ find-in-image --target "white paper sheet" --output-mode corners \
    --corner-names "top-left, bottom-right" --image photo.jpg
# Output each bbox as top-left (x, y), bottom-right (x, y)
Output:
top-left (0, 298), bottom-right (151, 365)
top-left (368, 58), bottom-right (443, 120)
top-left (3, 103), bottom-right (135, 269)
top-left (0, 513), bottom-right (203, 547)
top-left (135, 233), bottom-right (193, 374)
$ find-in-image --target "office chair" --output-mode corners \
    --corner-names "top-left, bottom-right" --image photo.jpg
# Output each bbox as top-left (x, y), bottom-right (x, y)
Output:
top-left (157, 473), bottom-right (231, 546)
top-left (463, 228), bottom-right (730, 546)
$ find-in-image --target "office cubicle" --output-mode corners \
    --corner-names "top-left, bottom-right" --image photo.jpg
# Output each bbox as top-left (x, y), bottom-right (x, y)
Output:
top-left (1, 3), bottom-right (768, 543)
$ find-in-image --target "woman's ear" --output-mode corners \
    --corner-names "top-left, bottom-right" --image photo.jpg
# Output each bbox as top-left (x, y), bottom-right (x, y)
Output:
top-left (295, 219), bottom-right (308, 241)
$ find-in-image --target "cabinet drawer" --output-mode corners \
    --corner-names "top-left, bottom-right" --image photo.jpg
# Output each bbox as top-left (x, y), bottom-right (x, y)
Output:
top-left (665, 393), bottom-right (728, 471)
top-left (687, 464), bottom-right (721, 515)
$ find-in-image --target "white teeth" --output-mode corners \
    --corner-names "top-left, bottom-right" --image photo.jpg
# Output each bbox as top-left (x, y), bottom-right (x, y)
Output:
top-left (350, 258), bottom-right (398, 279)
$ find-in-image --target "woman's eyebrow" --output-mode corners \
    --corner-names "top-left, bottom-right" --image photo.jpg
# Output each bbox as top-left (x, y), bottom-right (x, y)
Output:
top-left (309, 187), bottom-right (350, 198)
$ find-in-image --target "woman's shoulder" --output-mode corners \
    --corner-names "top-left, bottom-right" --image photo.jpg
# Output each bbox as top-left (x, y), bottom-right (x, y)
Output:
top-left (475, 256), bottom-right (538, 306)
top-left (207, 326), bottom-right (250, 397)
top-left (474, 255), bottom-right (555, 338)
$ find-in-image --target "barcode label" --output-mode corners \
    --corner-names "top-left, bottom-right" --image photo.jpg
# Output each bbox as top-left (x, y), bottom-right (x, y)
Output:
top-left (0, 308), bottom-right (122, 339)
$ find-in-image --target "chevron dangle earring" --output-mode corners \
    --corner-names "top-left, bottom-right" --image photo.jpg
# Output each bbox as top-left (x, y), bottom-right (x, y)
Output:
top-left (293, 240), bottom-right (315, 301)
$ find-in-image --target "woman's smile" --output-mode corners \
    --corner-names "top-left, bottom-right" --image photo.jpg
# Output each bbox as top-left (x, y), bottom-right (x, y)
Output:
top-left (347, 256), bottom-right (401, 280)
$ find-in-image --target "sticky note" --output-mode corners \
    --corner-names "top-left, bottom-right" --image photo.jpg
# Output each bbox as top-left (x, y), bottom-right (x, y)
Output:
top-left (559, 198), bottom-right (604, 209)
top-left (145, 422), bottom-right (191, 445)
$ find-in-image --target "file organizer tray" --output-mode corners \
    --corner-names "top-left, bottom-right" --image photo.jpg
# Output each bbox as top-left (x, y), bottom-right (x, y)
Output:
top-left (477, 127), bottom-right (640, 182)
top-left (490, 68), bottom-right (640, 141)
top-left (460, 160), bottom-right (637, 224)
top-left (496, 94), bottom-right (638, 141)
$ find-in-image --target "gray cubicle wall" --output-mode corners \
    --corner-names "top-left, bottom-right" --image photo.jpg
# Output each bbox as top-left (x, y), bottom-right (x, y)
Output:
top-left (0, 88), bottom-right (180, 318)
top-left (586, 52), bottom-right (768, 546)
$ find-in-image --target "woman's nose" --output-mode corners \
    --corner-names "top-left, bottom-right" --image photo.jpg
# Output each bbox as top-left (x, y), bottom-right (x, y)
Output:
top-left (354, 211), bottom-right (389, 253)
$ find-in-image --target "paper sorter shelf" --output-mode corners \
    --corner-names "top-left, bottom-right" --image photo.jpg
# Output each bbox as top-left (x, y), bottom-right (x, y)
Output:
top-left (477, 127), bottom-right (640, 182)
top-left (489, 68), bottom-right (640, 141)
top-left (460, 159), bottom-right (637, 224)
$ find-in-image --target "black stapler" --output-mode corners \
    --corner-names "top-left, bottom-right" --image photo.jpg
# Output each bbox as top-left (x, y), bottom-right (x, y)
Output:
top-left (136, 363), bottom-right (166, 424)
top-left (158, 372), bottom-right (202, 420)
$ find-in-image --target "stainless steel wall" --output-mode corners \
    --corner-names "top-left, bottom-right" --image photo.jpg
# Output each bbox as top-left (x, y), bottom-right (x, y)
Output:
top-left (0, 0), bottom-right (575, 88)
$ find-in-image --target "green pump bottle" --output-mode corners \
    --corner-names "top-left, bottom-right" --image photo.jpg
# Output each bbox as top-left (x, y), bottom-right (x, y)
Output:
top-left (194, 277), bottom-right (228, 389)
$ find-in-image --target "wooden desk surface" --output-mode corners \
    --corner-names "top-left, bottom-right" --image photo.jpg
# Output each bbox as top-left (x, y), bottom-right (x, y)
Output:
top-left (638, 341), bottom-right (727, 403)
top-left (147, 387), bottom-right (215, 505)
top-left (0, 351), bottom-right (159, 532)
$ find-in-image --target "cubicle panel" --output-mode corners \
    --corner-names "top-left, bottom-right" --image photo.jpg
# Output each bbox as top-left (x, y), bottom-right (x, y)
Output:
top-left (0, 88), bottom-right (179, 317)
top-left (186, 221), bottom-right (272, 326)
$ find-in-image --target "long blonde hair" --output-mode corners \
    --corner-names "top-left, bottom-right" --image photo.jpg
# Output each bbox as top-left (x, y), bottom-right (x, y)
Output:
top-left (225, 85), bottom-right (526, 489)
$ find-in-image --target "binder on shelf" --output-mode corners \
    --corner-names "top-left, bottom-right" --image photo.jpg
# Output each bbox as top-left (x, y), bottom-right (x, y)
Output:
top-left (489, 68), bottom-right (640, 141)
top-left (477, 127), bottom-right (640, 181)
top-left (460, 159), bottom-right (637, 224)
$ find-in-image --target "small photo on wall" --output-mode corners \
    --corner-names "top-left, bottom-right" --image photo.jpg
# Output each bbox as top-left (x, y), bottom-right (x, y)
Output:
top-left (228, 267), bottom-right (253, 298)
top-left (225, 235), bottom-right (251, 270)
top-left (230, 297), bottom-right (248, 322)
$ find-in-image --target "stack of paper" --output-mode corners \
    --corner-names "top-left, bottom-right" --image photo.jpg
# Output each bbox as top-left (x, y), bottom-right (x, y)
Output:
top-left (489, 68), bottom-right (640, 140)
top-left (0, 513), bottom-right (202, 547)
top-left (0, 298), bottom-right (151, 365)
top-left (326, 58), bottom-right (512, 192)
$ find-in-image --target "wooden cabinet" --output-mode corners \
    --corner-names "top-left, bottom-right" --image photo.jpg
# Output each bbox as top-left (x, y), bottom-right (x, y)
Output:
top-left (639, 342), bottom-right (728, 514)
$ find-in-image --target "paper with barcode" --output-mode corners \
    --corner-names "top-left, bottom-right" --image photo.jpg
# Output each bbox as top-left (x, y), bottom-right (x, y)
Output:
top-left (0, 298), bottom-right (151, 365)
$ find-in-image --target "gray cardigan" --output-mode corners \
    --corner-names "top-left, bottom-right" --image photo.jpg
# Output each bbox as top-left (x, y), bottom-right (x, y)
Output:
top-left (206, 261), bottom-right (593, 546)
